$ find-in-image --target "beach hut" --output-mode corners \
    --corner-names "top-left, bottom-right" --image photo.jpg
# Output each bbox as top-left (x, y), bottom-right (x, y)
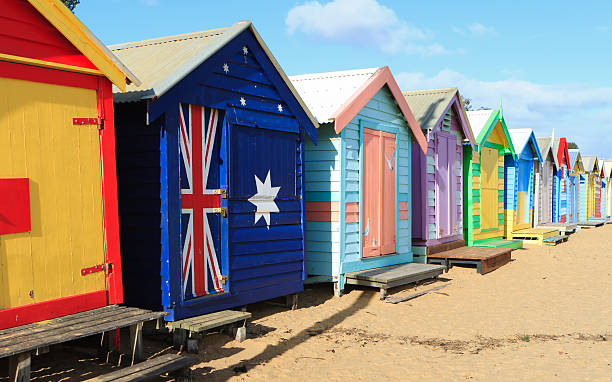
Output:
top-left (0, 0), bottom-right (138, 329)
top-left (290, 68), bottom-right (444, 296)
top-left (602, 160), bottom-right (612, 219)
top-left (552, 138), bottom-right (571, 223)
top-left (568, 149), bottom-right (584, 223)
top-left (582, 155), bottom-right (600, 220)
top-left (110, 21), bottom-right (318, 321)
top-left (464, 108), bottom-right (522, 249)
top-left (534, 137), bottom-right (559, 226)
top-left (401, 88), bottom-right (476, 262)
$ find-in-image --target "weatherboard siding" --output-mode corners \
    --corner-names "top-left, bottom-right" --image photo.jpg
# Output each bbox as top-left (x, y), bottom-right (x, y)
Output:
top-left (338, 86), bottom-right (413, 287)
top-left (304, 124), bottom-right (341, 277)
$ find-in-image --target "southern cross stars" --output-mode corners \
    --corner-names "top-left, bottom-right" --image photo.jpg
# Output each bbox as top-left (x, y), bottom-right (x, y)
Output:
top-left (240, 97), bottom-right (246, 106)
top-left (277, 104), bottom-right (283, 112)
top-left (248, 171), bottom-right (280, 229)
top-left (222, 63), bottom-right (229, 73)
top-left (242, 46), bottom-right (248, 55)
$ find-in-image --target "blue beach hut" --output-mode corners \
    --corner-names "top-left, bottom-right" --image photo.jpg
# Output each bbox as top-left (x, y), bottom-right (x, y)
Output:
top-left (111, 21), bottom-right (318, 321)
top-left (289, 68), bottom-right (441, 297)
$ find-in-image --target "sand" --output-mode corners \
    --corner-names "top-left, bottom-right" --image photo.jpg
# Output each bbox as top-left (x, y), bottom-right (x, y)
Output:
top-left (4, 224), bottom-right (612, 381)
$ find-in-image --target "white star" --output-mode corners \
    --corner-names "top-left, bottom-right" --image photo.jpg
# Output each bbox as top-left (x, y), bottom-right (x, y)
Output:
top-left (240, 97), bottom-right (246, 106)
top-left (248, 171), bottom-right (280, 229)
top-left (277, 104), bottom-right (283, 112)
top-left (222, 63), bottom-right (229, 73)
top-left (242, 46), bottom-right (248, 55)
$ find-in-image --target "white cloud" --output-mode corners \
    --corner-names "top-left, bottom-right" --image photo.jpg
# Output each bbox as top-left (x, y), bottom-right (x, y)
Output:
top-left (597, 26), bottom-right (609, 32)
top-left (285, 0), bottom-right (447, 55)
top-left (453, 23), bottom-right (496, 37)
top-left (397, 69), bottom-right (612, 158)
top-left (468, 23), bottom-right (495, 36)
top-left (139, 0), bottom-right (158, 6)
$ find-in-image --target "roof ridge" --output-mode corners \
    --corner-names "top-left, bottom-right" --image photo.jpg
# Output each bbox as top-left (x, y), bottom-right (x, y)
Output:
top-left (402, 87), bottom-right (457, 95)
top-left (110, 27), bottom-right (230, 51)
top-left (289, 68), bottom-right (380, 81)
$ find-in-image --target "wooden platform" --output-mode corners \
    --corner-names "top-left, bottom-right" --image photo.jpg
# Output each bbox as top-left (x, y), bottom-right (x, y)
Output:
top-left (510, 228), bottom-right (559, 245)
top-left (427, 246), bottom-right (512, 275)
top-left (0, 305), bottom-right (166, 382)
top-left (166, 310), bottom-right (251, 333)
top-left (542, 234), bottom-right (568, 246)
top-left (473, 238), bottom-right (523, 249)
top-left (344, 263), bottom-right (444, 299)
top-left (536, 222), bottom-right (577, 235)
top-left (577, 220), bottom-right (604, 228)
top-left (83, 353), bottom-right (197, 382)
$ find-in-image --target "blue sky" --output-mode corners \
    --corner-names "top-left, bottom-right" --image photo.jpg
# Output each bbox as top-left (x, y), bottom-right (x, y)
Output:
top-left (76, 0), bottom-right (612, 158)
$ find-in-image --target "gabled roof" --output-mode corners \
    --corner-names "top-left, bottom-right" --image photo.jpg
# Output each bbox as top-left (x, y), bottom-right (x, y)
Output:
top-left (602, 160), bottom-right (612, 178)
top-left (27, 0), bottom-right (139, 91)
top-left (401, 87), bottom-right (475, 148)
top-left (466, 108), bottom-right (515, 155)
top-left (568, 149), bottom-right (584, 172)
top-left (553, 137), bottom-right (571, 169)
top-left (536, 137), bottom-right (560, 169)
top-left (508, 129), bottom-right (542, 162)
top-left (290, 67), bottom-right (427, 153)
top-left (582, 155), bottom-right (598, 173)
top-left (110, 21), bottom-right (318, 131)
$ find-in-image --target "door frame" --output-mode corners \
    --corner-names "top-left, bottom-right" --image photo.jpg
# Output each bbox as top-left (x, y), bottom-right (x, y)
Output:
top-left (435, 130), bottom-right (458, 239)
top-left (358, 119), bottom-right (399, 259)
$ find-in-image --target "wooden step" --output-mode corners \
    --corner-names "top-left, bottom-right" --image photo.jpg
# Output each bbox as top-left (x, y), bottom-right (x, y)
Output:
top-left (83, 353), bottom-right (198, 382)
top-left (166, 310), bottom-right (251, 333)
top-left (543, 235), bottom-right (568, 246)
top-left (427, 246), bottom-right (512, 275)
top-left (473, 238), bottom-right (523, 249)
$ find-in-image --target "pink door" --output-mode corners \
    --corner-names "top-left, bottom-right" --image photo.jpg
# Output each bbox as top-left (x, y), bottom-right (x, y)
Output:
top-left (362, 128), bottom-right (381, 257)
top-left (436, 133), bottom-right (457, 238)
top-left (362, 128), bottom-right (396, 258)
top-left (380, 132), bottom-right (396, 255)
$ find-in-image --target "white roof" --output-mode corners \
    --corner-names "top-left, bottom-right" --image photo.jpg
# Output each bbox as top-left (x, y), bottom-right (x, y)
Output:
top-left (289, 68), bottom-right (378, 123)
top-left (466, 109), bottom-right (494, 140)
top-left (508, 128), bottom-right (532, 155)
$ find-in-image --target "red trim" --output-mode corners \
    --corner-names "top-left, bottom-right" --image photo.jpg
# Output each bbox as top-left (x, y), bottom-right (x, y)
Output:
top-left (98, 78), bottom-right (124, 305)
top-left (331, 66), bottom-right (428, 154)
top-left (0, 290), bottom-right (107, 330)
top-left (345, 202), bottom-right (359, 223)
top-left (399, 201), bottom-right (410, 220)
top-left (0, 178), bottom-right (31, 234)
top-left (557, 137), bottom-right (571, 170)
top-left (305, 201), bottom-right (339, 222)
top-left (0, 60), bottom-right (99, 89)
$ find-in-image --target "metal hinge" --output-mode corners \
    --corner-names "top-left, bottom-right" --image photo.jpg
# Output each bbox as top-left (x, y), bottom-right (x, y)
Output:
top-left (212, 207), bottom-right (227, 217)
top-left (81, 262), bottom-right (112, 276)
top-left (220, 275), bottom-right (228, 285)
top-left (211, 189), bottom-right (227, 198)
top-left (73, 118), bottom-right (104, 130)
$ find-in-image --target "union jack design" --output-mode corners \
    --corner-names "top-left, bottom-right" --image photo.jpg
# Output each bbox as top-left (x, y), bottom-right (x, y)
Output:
top-left (179, 103), bottom-right (224, 298)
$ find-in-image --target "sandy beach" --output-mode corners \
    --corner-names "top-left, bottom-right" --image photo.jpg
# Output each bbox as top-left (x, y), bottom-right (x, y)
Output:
top-left (3, 224), bottom-right (612, 381)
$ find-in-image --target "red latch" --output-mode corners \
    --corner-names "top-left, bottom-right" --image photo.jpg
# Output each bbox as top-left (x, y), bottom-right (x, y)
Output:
top-left (81, 263), bottom-right (106, 276)
top-left (73, 118), bottom-right (100, 125)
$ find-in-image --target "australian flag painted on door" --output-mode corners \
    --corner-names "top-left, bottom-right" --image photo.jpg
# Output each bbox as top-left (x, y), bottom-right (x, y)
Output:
top-left (112, 22), bottom-right (318, 321)
top-left (179, 103), bottom-right (225, 299)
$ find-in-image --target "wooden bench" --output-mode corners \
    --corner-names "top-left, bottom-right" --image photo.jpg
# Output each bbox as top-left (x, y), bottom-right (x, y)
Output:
top-left (83, 353), bottom-right (198, 382)
top-left (0, 305), bottom-right (166, 382)
top-left (167, 310), bottom-right (251, 353)
top-left (427, 246), bottom-right (512, 275)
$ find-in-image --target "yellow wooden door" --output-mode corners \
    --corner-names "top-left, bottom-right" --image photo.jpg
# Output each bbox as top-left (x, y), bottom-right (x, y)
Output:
top-left (0, 77), bottom-right (106, 310)
top-left (480, 147), bottom-right (499, 230)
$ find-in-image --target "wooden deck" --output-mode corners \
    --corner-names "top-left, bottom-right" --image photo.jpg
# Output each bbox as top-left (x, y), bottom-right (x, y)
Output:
top-left (536, 222), bottom-right (577, 235)
top-left (0, 305), bottom-right (166, 381)
top-left (473, 238), bottom-right (524, 249)
top-left (83, 353), bottom-right (197, 382)
top-left (577, 220), bottom-right (605, 228)
top-left (427, 246), bottom-right (512, 275)
top-left (344, 263), bottom-right (444, 299)
top-left (510, 228), bottom-right (560, 245)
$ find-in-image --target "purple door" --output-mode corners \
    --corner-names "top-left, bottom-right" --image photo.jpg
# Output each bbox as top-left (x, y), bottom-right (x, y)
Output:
top-left (436, 133), bottom-right (457, 238)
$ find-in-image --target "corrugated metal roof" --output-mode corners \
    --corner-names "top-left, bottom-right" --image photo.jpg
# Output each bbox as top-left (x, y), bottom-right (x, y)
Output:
top-left (108, 21), bottom-right (319, 131)
top-left (401, 88), bottom-right (457, 133)
top-left (289, 68), bottom-right (379, 123)
top-left (508, 129), bottom-right (532, 156)
top-left (110, 25), bottom-right (237, 101)
top-left (536, 136), bottom-right (559, 168)
top-left (582, 155), bottom-right (596, 172)
top-left (466, 109), bottom-right (494, 139)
